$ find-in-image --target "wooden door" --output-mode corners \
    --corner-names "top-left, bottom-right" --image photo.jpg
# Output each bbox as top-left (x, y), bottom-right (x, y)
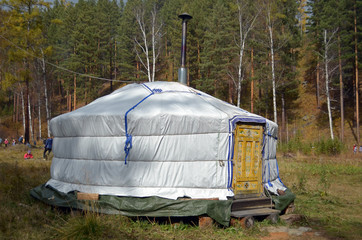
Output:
top-left (232, 124), bottom-right (263, 197)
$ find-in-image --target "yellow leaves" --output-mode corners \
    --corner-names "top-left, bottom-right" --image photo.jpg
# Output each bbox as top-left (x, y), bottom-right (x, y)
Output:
top-left (51, 18), bottom-right (63, 25)
top-left (275, 13), bottom-right (286, 20)
top-left (43, 45), bottom-right (53, 56)
top-left (2, 72), bottom-right (19, 89)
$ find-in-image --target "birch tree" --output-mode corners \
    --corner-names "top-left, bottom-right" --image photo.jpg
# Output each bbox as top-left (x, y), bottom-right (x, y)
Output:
top-left (265, 1), bottom-right (278, 124)
top-left (322, 29), bottom-right (338, 140)
top-left (233, 0), bottom-right (260, 108)
top-left (134, 2), bottom-right (163, 82)
top-left (40, 49), bottom-right (51, 137)
top-left (21, 88), bottom-right (25, 136)
top-left (28, 95), bottom-right (33, 142)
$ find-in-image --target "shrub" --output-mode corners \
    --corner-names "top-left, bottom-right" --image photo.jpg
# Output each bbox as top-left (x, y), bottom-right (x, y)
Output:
top-left (314, 138), bottom-right (344, 155)
top-left (278, 137), bottom-right (344, 156)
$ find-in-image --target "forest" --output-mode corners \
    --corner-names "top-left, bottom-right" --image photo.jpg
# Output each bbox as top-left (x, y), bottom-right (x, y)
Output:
top-left (0, 0), bottom-right (361, 147)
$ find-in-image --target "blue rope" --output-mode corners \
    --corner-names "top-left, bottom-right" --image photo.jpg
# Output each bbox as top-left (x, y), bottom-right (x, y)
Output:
top-left (227, 133), bottom-right (233, 189)
top-left (275, 158), bottom-right (286, 187)
top-left (123, 84), bottom-right (155, 164)
top-left (266, 123), bottom-right (273, 187)
top-left (229, 133), bottom-right (235, 189)
top-left (227, 121), bottom-right (232, 189)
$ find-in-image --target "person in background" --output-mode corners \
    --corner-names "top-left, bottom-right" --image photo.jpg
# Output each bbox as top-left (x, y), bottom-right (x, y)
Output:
top-left (24, 150), bottom-right (33, 159)
top-left (353, 144), bottom-right (357, 154)
top-left (12, 139), bottom-right (16, 146)
top-left (0, 137), bottom-right (2, 146)
top-left (19, 135), bottom-right (23, 144)
top-left (4, 138), bottom-right (9, 147)
top-left (43, 136), bottom-right (53, 160)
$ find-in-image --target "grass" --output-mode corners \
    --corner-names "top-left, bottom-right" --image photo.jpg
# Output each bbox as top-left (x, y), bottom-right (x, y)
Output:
top-left (0, 145), bottom-right (361, 239)
top-left (278, 153), bottom-right (362, 239)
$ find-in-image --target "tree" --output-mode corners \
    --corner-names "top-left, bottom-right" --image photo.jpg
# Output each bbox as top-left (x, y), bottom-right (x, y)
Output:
top-left (196, 0), bottom-right (235, 100)
top-left (133, 0), bottom-right (164, 82)
top-left (264, 0), bottom-right (278, 123)
top-left (322, 29), bottom-right (338, 140)
top-left (1, 0), bottom-right (49, 143)
top-left (353, 0), bottom-right (360, 146)
top-left (97, 0), bottom-right (121, 92)
top-left (230, 0), bottom-right (260, 108)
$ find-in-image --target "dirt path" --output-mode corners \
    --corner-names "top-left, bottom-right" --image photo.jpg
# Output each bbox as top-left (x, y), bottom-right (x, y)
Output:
top-left (260, 226), bottom-right (328, 240)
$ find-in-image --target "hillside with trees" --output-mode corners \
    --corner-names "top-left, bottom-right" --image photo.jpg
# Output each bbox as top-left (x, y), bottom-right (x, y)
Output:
top-left (0, 0), bottom-right (361, 150)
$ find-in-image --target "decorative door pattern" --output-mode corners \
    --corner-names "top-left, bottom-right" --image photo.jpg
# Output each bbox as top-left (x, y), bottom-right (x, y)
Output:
top-left (232, 124), bottom-right (263, 196)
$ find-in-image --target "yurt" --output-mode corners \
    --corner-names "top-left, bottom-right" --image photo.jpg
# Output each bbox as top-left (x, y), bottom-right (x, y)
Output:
top-left (31, 81), bottom-right (293, 226)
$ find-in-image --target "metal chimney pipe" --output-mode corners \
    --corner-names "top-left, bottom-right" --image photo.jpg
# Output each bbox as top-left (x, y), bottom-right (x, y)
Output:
top-left (178, 13), bottom-right (192, 85)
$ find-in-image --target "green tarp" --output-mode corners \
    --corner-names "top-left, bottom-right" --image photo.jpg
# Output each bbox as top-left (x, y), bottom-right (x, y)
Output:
top-left (30, 184), bottom-right (233, 226)
top-left (271, 188), bottom-right (296, 211)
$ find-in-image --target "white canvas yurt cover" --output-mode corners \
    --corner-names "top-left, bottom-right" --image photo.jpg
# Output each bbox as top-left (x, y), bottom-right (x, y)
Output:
top-left (31, 81), bottom-right (289, 225)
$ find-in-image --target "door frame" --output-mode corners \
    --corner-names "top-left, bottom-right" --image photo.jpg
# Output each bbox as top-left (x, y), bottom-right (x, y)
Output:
top-left (232, 123), bottom-right (264, 199)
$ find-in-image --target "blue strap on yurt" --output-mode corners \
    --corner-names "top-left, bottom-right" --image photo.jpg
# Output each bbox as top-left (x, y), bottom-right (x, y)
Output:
top-left (265, 123), bottom-right (273, 187)
top-left (227, 132), bottom-right (233, 189)
top-left (123, 84), bottom-right (155, 164)
top-left (275, 158), bottom-right (286, 187)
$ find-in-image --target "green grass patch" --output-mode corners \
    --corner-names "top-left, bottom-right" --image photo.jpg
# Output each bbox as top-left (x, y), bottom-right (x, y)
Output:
top-left (278, 155), bottom-right (362, 239)
top-left (1, 147), bottom-right (361, 239)
top-left (278, 137), bottom-right (346, 156)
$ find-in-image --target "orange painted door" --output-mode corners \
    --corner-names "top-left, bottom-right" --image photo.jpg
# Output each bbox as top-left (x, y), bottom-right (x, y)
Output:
top-left (232, 124), bottom-right (263, 196)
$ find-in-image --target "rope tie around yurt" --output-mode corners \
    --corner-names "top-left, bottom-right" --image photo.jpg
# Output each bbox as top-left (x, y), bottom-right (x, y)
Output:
top-left (227, 132), bottom-right (233, 190)
top-left (266, 123), bottom-right (273, 188)
top-left (123, 84), bottom-right (158, 164)
top-left (275, 157), bottom-right (286, 187)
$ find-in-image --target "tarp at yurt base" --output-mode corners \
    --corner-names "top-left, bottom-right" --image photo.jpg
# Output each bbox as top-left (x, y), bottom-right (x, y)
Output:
top-left (31, 81), bottom-right (294, 226)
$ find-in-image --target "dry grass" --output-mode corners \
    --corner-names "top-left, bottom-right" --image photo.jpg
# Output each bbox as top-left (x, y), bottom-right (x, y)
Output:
top-left (278, 153), bottom-right (362, 239)
top-left (0, 145), bottom-right (361, 239)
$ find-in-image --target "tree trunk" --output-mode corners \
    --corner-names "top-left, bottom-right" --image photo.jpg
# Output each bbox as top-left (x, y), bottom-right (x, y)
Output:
top-left (228, 79), bottom-right (233, 104)
top-left (41, 52), bottom-right (51, 137)
top-left (354, 0), bottom-right (360, 146)
top-left (135, 9), bottom-right (151, 82)
top-left (21, 89), bottom-right (25, 136)
top-left (73, 74), bottom-right (77, 110)
top-left (165, 38), bottom-right (168, 80)
top-left (286, 118), bottom-right (289, 142)
top-left (16, 93), bottom-right (19, 122)
top-left (136, 61), bottom-right (140, 79)
top-left (28, 94), bottom-right (33, 143)
top-left (338, 34), bottom-right (344, 142)
top-left (25, 77), bottom-right (30, 143)
top-left (152, 10), bottom-right (156, 82)
top-left (324, 30), bottom-right (334, 140)
top-left (237, 40), bottom-right (245, 108)
top-left (316, 57), bottom-right (320, 108)
top-left (114, 39), bottom-right (117, 82)
top-left (38, 95), bottom-right (41, 140)
top-left (282, 93), bottom-right (286, 143)
top-left (13, 93), bottom-right (16, 122)
top-left (110, 41), bottom-right (113, 92)
top-left (69, 92), bottom-right (72, 112)
top-left (32, 98), bottom-right (35, 142)
top-left (268, 20), bottom-right (277, 124)
top-left (251, 46), bottom-right (254, 113)
top-left (66, 89), bottom-right (69, 111)
top-left (316, 27), bottom-right (320, 109)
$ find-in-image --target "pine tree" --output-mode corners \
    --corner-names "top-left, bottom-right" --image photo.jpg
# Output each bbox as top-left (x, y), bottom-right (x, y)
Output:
top-left (195, 0), bottom-right (235, 100)
top-left (1, 0), bottom-right (50, 143)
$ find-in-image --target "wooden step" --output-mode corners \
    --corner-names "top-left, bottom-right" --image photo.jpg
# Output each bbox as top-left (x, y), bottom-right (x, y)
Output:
top-left (231, 208), bottom-right (280, 218)
top-left (231, 197), bottom-right (273, 212)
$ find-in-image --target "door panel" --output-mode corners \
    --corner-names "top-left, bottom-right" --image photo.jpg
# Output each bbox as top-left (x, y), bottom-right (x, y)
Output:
top-left (232, 124), bottom-right (263, 197)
